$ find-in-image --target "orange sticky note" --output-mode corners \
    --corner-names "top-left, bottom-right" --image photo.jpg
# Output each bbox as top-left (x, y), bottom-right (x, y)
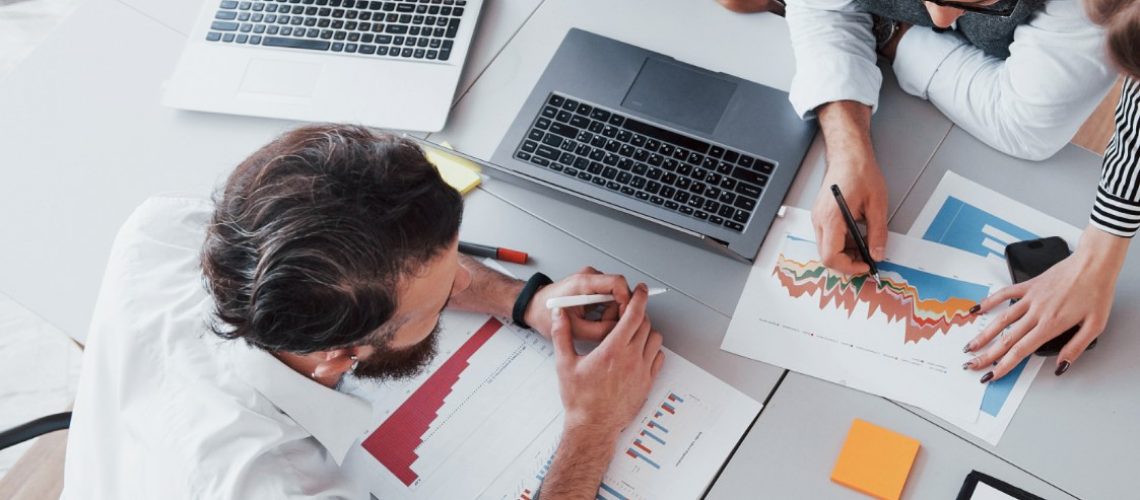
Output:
top-left (831, 419), bottom-right (920, 500)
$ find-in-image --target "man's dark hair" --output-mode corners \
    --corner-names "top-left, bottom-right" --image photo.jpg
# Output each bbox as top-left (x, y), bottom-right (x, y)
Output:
top-left (201, 124), bottom-right (463, 353)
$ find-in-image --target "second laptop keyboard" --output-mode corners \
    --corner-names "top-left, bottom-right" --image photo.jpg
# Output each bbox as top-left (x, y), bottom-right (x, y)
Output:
top-left (206, 0), bottom-right (466, 61)
top-left (513, 93), bottom-right (776, 233)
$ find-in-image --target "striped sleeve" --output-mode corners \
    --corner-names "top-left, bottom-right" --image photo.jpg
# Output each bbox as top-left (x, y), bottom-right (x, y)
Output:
top-left (1091, 77), bottom-right (1140, 238)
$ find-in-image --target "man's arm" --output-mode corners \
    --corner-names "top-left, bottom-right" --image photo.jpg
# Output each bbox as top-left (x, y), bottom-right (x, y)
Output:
top-left (809, 100), bottom-right (891, 275)
top-left (892, 0), bottom-right (1116, 160)
top-left (539, 287), bottom-right (664, 499)
top-left (447, 254), bottom-right (524, 318)
top-left (785, 0), bottom-right (882, 119)
top-left (537, 424), bottom-right (620, 499)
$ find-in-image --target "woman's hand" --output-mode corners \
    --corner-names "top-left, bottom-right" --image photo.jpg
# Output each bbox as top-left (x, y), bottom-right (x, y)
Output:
top-left (965, 227), bottom-right (1130, 382)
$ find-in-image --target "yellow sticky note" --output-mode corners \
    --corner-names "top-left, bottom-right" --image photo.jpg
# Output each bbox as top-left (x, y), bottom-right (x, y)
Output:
top-left (831, 419), bottom-right (920, 500)
top-left (424, 142), bottom-right (481, 195)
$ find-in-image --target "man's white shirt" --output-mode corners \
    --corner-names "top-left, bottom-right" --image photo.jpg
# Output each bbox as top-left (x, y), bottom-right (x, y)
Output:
top-left (786, 0), bottom-right (1116, 160)
top-left (61, 196), bottom-right (373, 499)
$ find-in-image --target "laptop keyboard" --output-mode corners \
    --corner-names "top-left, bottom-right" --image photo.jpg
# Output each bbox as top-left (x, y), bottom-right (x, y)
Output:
top-left (205, 0), bottom-right (466, 61)
top-left (513, 93), bottom-right (775, 233)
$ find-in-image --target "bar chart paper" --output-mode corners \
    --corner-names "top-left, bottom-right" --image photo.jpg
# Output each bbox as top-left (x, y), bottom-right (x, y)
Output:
top-left (340, 310), bottom-right (760, 500)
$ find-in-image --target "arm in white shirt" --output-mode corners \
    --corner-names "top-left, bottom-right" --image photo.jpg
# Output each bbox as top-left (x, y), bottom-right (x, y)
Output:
top-left (893, 0), bottom-right (1116, 161)
top-left (785, 0), bottom-right (882, 119)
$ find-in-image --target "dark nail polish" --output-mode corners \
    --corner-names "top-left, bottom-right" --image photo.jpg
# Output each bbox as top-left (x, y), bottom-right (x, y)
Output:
top-left (969, 304), bottom-right (981, 315)
top-left (1055, 361), bottom-right (1071, 376)
top-left (962, 361), bottom-right (971, 370)
top-left (963, 343), bottom-right (972, 353)
top-left (980, 372), bottom-right (994, 383)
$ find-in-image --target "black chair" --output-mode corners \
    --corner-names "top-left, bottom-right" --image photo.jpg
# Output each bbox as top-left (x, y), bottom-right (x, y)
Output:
top-left (0, 412), bottom-right (72, 451)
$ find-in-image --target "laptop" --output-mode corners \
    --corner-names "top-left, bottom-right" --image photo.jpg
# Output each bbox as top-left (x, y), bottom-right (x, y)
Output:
top-left (163, 0), bottom-right (484, 132)
top-left (490, 29), bottom-right (817, 261)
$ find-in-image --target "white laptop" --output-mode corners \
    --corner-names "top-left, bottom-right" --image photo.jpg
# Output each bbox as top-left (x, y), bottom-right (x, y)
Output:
top-left (163, 0), bottom-right (483, 132)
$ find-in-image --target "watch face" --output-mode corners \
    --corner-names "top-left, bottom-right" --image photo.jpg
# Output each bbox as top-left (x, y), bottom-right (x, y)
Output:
top-left (871, 16), bottom-right (898, 49)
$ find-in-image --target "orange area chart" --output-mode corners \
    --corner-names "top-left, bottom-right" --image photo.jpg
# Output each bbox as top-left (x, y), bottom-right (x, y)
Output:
top-left (772, 254), bottom-right (985, 344)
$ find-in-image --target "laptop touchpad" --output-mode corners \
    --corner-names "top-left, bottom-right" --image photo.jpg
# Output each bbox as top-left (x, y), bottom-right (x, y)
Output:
top-left (621, 58), bottom-right (737, 134)
top-left (240, 59), bottom-right (322, 98)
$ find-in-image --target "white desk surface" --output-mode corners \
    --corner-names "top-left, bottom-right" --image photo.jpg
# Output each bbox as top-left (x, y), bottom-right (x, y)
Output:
top-left (0, 0), bottom-right (1134, 497)
top-left (706, 373), bottom-right (1077, 499)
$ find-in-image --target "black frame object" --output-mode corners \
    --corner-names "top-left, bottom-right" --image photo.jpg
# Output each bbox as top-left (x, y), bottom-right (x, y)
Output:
top-left (957, 470), bottom-right (1045, 500)
top-left (0, 411), bottom-right (72, 450)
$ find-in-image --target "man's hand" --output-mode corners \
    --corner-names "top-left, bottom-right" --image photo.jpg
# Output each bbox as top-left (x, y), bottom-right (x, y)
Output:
top-left (525, 267), bottom-right (632, 343)
top-left (811, 101), bottom-right (889, 275)
top-left (540, 285), bottom-right (664, 498)
top-left (716, 0), bottom-right (784, 16)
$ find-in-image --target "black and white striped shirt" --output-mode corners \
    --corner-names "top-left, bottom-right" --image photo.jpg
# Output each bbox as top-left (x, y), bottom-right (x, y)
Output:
top-left (1091, 77), bottom-right (1140, 238)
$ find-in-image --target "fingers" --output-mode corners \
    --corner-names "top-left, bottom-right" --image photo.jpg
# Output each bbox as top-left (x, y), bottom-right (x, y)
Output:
top-left (598, 302), bottom-right (620, 323)
top-left (864, 197), bottom-right (888, 261)
top-left (650, 350), bottom-right (665, 378)
top-left (818, 217), bottom-right (870, 275)
top-left (567, 315), bottom-right (617, 342)
top-left (1057, 318), bottom-right (1106, 373)
top-left (643, 331), bottom-right (663, 363)
top-left (976, 282), bottom-right (1030, 314)
top-left (631, 315), bottom-right (652, 348)
top-left (967, 299), bottom-right (1029, 353)
top-left (574, 273), bottom-right (632, 309)
top-left (602, 284), bottom-right (648, 348)
top-left (550, 308), bottom-right (577, 368)
top-left (969, 311), bottom-right (1036, 370)
top-left (986, 321), bottom-right (1052, 381)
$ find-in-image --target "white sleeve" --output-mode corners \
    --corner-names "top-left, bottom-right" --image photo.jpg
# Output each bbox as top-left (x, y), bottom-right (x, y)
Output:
top-left (785, 0), bottom-right (882, 119)
top-left (892, 0), bottom-right (1116, 161)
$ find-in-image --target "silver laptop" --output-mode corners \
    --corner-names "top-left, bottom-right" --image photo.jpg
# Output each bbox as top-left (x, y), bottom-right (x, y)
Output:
top-left (491, 29), bottom-right (817, 261)
top-left (163, 0), bottom-right (483, 132)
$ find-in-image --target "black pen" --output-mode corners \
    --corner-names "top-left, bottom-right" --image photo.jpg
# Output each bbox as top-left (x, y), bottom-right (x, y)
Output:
top-left (830, 184), bottom-right (881, 284)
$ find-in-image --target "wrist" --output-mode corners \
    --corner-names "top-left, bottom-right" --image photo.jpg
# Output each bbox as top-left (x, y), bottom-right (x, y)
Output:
top-left (512, 273), bottom-right (552, 329)
top-left (1077, 226), bottom-right (1131, 272)
top-left (562, 415), bottom-right (622, 449)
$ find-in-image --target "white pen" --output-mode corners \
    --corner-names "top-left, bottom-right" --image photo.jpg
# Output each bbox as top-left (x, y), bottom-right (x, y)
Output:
top-left (546, 288), bottom-right (669, 309)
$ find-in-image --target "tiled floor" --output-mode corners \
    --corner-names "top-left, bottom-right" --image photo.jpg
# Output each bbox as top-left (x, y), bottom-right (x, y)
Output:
top-left (0, 0), bottom-right (84, 479)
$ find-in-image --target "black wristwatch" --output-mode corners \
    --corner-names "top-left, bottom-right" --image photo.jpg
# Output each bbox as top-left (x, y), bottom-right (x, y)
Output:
top-left (512, 272), bottom-right (553, 330)
top-left (872, 15), bottom-right (900, 51)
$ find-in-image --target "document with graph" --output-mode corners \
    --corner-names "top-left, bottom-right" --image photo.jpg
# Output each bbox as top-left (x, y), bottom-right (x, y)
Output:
top-left (722, 207), bottom-right (998, 421)
top-left (339, 310), bottom-right (761, 500)
top-left (908, 171), bottom-right (1081, 444)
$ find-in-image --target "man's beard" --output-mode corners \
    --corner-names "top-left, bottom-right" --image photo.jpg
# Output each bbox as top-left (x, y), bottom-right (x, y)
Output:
top-left (351, 322), bottom-right (441, 381)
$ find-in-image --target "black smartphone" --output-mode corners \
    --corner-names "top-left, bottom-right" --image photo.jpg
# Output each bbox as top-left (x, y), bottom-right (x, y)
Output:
top-left (1004, 237), bottom-right (1097, 356)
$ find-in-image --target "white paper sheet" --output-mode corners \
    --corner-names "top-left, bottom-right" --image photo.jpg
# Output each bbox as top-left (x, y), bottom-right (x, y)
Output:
top-left (907, 171), bottom-right (1082, 445)
top-left (339, 263), bottom-right (760, 500)
top-left (721, 207), bottom-right (997, 421)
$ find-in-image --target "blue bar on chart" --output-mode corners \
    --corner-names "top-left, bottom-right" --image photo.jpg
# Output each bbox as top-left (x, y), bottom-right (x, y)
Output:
top-left (625, 447), bottom-right (660, 469)
top-left (640, 429), bottom-right (665, 445)
top-left (648, 420), bottom-right (669, 433)
top-left (667, 392), bottom-right (684, 403)
top-left (597, 481), bottom-right (629, 500)
top-left (920, 196), bottom-right (1037, 417)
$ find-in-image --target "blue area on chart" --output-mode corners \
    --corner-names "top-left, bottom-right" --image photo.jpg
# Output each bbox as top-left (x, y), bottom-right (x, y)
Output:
top-left (923, 196), bottom-right (1038, 259)
top-left (922, 196), bottom-right (1036, 417)
top-left (877, 261), bottom-right (989, 303)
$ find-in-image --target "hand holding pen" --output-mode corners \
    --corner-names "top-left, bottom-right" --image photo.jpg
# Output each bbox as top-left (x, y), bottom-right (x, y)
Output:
top-left (815, 182), bottom-right (887, 282)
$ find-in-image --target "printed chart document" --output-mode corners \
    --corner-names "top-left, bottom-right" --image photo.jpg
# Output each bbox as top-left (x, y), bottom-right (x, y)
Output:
top-left (908, 171), bottom-right (1082, 444)
top-left (722, 207), bottom-right (997, 421)
top-left (339, 310), bottom-right (761, 500)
